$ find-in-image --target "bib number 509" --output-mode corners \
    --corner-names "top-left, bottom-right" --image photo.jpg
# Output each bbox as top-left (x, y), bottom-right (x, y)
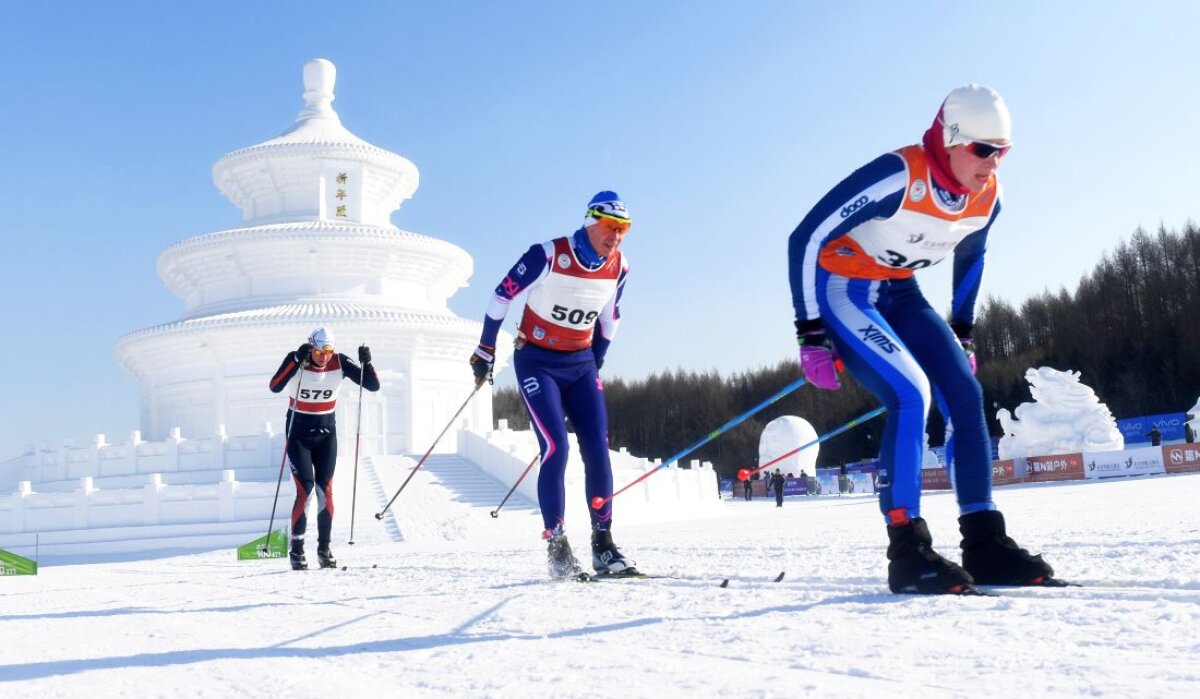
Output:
top-left (551, 304), bottom-right (598, 326)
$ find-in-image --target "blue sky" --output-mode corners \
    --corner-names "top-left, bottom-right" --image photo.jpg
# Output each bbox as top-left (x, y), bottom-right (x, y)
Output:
top-left (3, 2), bottom-right (1199, 458)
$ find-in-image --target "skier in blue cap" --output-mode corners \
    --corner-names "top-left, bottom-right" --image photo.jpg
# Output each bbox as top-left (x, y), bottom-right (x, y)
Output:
top-left (470, 191), bottom-right (635, 579)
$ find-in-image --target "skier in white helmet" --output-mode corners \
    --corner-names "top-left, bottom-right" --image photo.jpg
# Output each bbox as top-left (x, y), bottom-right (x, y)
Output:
top-left (269, 327), bottom-right (379, 570)
top-left (787, 85), bottom-right (1059, 594)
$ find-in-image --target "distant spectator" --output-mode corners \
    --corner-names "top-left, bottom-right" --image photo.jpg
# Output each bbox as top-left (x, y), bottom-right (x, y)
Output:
top-left (770, 469), bottom-right (786, 508)
top-left (1186, 419), bottom-right (1195, 444)
top-left (1146, 426), bottom-right (1162, 447)
top-left (743, 477), bottom-right (753, 501)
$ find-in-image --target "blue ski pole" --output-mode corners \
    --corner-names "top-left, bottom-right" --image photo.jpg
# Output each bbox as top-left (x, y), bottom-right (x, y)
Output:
top-left (593, 375), bottom-right (808, 510)
top-left (738, 405), bottom-right (887, 481)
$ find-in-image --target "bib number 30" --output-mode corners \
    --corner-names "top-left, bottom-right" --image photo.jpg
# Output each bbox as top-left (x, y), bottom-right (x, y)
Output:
top-left (551, 304), bottom-right (599, 326)
top-left (879, 250), bottom-right (933, 270)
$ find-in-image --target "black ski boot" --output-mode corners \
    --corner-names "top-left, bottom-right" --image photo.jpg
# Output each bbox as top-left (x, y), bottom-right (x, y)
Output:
top-left (545, 528), bottom-right (583, 579)
top-left (959, 510), bottom-right (1054, 585)
top-left (289, 546), bottom-right (308, 571)
top-left (317, 546), bottom-right (337, 569)
top-left (591, 530), bottom-right (636, 576)
top-left (887, 517), bottom-right (975, 594)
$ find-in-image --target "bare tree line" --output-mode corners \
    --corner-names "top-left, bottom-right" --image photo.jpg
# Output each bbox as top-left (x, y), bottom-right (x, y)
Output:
top-left (495, 224), bottom-right (1200, 478)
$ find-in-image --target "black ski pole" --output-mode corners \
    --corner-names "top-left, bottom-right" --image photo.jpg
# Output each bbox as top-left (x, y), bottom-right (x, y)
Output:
top-left (348, 346), bottom-right (367, 545)
top-left (375, 377), bottom-right (487, 520)
top-left (263, 366), bottom-right (304, 554)
top-left (490, 454), bottom-right (539, 518)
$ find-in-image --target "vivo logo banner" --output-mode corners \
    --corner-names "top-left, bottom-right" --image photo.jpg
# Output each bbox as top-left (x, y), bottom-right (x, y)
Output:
top-left (1117, 413), bottom-right (1186, 442)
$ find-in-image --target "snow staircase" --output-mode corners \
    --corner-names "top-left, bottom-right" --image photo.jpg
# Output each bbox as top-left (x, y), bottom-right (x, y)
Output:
top-left (419, 454), bottom-right (538, 513)
top-left (368, 452), bottom-right (539, 543)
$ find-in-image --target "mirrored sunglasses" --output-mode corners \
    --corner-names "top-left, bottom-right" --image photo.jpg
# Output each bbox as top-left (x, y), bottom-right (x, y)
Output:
top-left (966, 141), bottom-right (1011, 159)
top-left (589, 209), bottom-right (631, 233)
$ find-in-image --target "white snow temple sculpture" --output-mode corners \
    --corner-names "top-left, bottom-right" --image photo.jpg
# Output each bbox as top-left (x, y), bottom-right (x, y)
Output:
top-left (115, 58), bottom-right (492, 455)
top-left (0, 59), bottom-right (717, 555)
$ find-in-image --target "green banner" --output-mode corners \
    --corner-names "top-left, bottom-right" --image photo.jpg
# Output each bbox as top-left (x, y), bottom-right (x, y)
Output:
top-left (0, 548), bottom-right (37, 576)
top-left (237, 529), bottom-right (288, 561)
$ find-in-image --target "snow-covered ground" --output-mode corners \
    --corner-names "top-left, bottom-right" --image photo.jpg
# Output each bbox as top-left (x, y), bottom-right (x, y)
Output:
top-left (2, 473), bottom-right (1197, 698)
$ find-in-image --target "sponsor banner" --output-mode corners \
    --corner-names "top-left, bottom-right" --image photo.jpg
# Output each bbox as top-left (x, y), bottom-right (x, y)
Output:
top-left (1163, 445), bottom-right (1200, 474)
top-left (730, 480), bottom-right (774, 498)
top-left (991, 459), bottom-right (1020, 486)
top-left (816, 467), bottom-right (840, 496)
top-left (1083, 448), bottom-right (1165, 480)
top-left (928, 440), bottom-right (998, 468)
top-left (1124, 447), bottom-right (1166, 476)
top-left (847, 470), bottom-right (876, 494)
top-left (1026, 453), bottom-right (1084, 482)
top-left (0, 548), bottom-right (37, 576)
top-left (846, 462), bottom-right (878, 494)
top-left (782, 477), bottom-right (807, 496)
top-left (921, 468), bottom-right (952, 490)
top-left (237, 529), bottom-right (288, 561)
top-left (1117, 413), bottom-right (1187, 443)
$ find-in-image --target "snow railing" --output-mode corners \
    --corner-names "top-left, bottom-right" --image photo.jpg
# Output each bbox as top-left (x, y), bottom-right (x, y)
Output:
top-left (0, 424), bottom-right (296, 538)
top-left (0, 471), bottom-right (289, 536)
top-left (457, 420), bottom-right (724, 526)
top-left (1, 425), bottom-right (288, 492)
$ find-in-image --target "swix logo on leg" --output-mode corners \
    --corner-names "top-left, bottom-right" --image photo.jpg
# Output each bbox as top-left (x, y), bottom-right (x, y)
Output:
top-left (857, 324), bottom-right (899, 353)
top-left (522, 377), bottom-right (541, 396)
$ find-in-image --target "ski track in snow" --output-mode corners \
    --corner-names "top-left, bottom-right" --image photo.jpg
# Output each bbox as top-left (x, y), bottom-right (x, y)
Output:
top-left (0, 474), bottom-right (1197, 698)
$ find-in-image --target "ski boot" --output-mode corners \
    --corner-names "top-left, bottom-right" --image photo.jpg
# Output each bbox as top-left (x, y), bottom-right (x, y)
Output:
top-left (959, 510), bottom-right (1054, 585)
top-left (545, 528), bottom-right (583, 579)
top-left (289, 545), bottom-right (308, 571)
top-left (317, 546), bottom-right (338, 569)
top-left (887, 516), bottom-right (975, 594)
top-left (591, 530), bottom-right (637, 576)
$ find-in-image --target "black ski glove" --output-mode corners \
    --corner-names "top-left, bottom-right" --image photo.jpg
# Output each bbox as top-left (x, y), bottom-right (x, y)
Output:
top-left (358, 345), bottom-right (372, 365)
top-left (470, 344), bottom-right (495, 383)
top-left (296, 343), bottom-right (314, 363)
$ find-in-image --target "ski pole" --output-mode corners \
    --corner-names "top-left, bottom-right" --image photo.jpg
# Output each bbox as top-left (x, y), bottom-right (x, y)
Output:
top-left (263, 365), bottom-right (304, 554)
top-left (737, 405), bottom-right (887, 481)
top-left (348, 346), bottom-right (367, 545)
top-left (592, 375), bottom-right (808, 511)
top-left (375, 377), bottom-right (487, 520)
top-left (490, 454), bottom-right (539, 518)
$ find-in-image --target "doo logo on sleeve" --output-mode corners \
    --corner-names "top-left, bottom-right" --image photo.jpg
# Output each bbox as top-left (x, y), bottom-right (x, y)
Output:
top-left (840, 195), bottom-right (869, 218)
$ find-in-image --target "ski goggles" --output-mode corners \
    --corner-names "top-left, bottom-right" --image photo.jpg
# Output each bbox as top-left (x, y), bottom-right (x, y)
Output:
top-left (588, 208), bottom-right (631, 233)
top-left (966, 141), bottom-right (1011, 159)
top-left (312, 346), bottom-right (335, 359)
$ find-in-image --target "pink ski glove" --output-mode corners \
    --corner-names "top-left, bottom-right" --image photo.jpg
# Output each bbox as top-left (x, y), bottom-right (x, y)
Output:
top-left (950, 322), bottom-right (977, 375)
top-left (960, 337), bottom-right (977, 375)
top-left (799, 331), bottom-right (841, 391)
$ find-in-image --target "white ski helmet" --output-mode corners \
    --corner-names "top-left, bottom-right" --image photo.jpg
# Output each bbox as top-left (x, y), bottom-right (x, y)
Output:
top-left (308, 327), bottom-right (336, 351)
top-left (939, 84), bottom-right (1011, 147)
